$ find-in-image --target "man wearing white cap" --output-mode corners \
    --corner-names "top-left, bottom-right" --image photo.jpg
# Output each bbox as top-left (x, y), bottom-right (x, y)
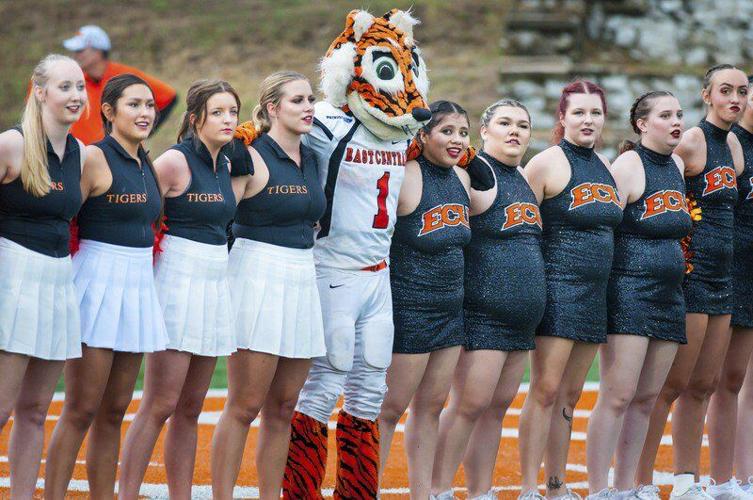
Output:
top-left (63, 25), bottom-right (177, 144)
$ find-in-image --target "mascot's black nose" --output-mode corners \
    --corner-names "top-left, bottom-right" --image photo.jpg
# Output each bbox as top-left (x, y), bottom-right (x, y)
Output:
top-left (411, 107), bottom-right (432, 122)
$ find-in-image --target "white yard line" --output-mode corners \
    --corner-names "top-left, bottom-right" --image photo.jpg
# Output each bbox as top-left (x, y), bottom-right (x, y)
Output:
top-left (0, 464), bottom-right (695, 499)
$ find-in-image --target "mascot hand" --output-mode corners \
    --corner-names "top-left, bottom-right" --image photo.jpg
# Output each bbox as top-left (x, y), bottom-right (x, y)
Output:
top-left (234, 121), bottom-right (259, 145)
top-left (227, 137), bottom-right (254, 177)
top-left (458, 147), bottom-right (494, 191)
top-left (406, 137), bottom-right (423, 161)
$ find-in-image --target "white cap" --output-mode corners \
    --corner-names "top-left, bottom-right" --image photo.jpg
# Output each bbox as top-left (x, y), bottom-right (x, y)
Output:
top-left (63, 25), bottom-right (111, 52)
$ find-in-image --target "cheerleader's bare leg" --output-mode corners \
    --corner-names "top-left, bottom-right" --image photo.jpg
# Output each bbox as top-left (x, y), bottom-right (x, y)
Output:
top-left (637, 314), bottom-right (708, 485)
top-left (118, 349), bottom-right (193, 499)
top-left (519, 337), bottom-right (575, 495)
top-left (44, 346), bottom-right (116, 500)
top-left (0, 351), bottom-right (30, 432)
top-left (8, 357), bottom-right (63, 497)
top-left (379, 352), bottom-right (432, 485)
top-left (735, 350), bottom-right (753, 483)
top-left (164, 354), bottom-right (217, 499)
top-left (85, 351), bottom-right (142, 499)
top-left (544, 341), bottom-right (599, 498)
top-left (672, 314), bottom-right (732, 477)
top-left (400, 346), bottom-right (461, 499)
top-left (211, 350), bottom-right (279, 500)
top-left (461, 350), bottom-right (528, 497)
top-left (432, 349), bottom-right (507, 496)
top-left (587, 335), bottom-right (650, 493)
top-left (257, 357), bottom-right (312, 500)
top-left (707, 326), bottom-right (753, 483)
top-left (612, 339), bottom-right (677, 491)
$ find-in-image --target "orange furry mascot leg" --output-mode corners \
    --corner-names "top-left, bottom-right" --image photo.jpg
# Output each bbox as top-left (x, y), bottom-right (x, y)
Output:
top-left (334, 410), bottom-right (380, 500)
top-left (282, 411), bottom-right (328, 500)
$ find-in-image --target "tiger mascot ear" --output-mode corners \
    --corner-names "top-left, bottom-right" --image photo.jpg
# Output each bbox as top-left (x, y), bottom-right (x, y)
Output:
top-left (320, 8), bottom-right (431, 141)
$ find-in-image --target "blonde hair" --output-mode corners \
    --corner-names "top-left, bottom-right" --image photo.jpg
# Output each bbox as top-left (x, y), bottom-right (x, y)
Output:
top-left (21, 54), bottom-right (79, 197)
top-left (480, 98), bottom-right (530, 129)
top-left (252, 71), bottom-right (309, 134)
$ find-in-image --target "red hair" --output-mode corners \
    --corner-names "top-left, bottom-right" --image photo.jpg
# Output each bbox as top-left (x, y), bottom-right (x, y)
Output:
top-left (551, 80), bottom-right (608, 144)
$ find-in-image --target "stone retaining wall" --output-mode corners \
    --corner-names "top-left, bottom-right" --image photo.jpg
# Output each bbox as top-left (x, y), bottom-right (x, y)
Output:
top-left (499, 0), bottom-right (750, 158)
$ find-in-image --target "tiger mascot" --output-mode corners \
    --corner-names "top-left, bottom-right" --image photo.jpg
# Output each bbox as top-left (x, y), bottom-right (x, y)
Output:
top-left (280, 8), bottom-right (431, 499)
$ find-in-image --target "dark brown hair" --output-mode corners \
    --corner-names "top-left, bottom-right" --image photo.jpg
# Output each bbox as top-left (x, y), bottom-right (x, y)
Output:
top-left (177, 79), bottom-right (241, 142)
top-left (703, 64), bottom-right (740, 90)
top-left (618, 90), bottom-right (676, 154)
top-left (421, 100), bottom-right (469, 136)
top-left (101, 73), bottom-right (156, 136)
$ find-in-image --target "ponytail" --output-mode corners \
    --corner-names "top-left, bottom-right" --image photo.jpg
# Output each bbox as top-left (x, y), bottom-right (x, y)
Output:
top-left (618, 139), bottom-right (637, 155)
top-left (620, 90), bottom-right (675, 155)
top-left (252, 103), bottom-right (271, 134)
top-left (21, 54), bottom-right (78, 197)
top-left (20, 88), bottom-right (50, 197)
top-left (253, 71), bottom-right (309, 135)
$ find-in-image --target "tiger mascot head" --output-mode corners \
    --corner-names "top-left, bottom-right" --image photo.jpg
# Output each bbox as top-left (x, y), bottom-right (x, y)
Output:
top-left (320, 8), bottom-right (431, 141)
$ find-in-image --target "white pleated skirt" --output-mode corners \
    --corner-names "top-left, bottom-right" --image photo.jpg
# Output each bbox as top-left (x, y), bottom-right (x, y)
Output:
top-left (154, 235), bottom-right (235, 356)
top-left (229, 238), bottom-right (325, 358)
top-left (0, 238), bottom-right (81, 360)
top-left (73, 239), bottom-right (168, 353)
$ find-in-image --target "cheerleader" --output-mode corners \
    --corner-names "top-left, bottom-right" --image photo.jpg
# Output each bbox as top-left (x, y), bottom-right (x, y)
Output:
top-left (585, 91), bottom-right (690, 499)
top-left (117, 80), bottom-right (250, 499)
top-left (0, 54), bottom-right (85, 498)
top-left (637, 65), bottom-right (748, 500)
top-left (376, 100), bottom-right (472, 499)
top-left (44, 74), bottom-right (167, 499)
top-left (431, 99), bottom-right (544, 500)
top-left (518, 81), bottom-right (622, 500)
top-left (210, 71), bottom-right (326, 500)
top-left (707, 76), bottom-right (753, 499)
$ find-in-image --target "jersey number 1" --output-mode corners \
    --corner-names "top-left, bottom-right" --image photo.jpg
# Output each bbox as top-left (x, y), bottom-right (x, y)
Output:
top-left (372, 171), bottom-right (390, 229)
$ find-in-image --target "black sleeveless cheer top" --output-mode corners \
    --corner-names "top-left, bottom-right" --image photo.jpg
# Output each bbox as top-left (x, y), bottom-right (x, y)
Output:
top-left (77, 135), bottom-right (161, 248)
top-left (233, 133), bottom-right (326, 249)
top-left (164, 137), bottom-right (237, 245)
top-left (0, 129), bottom-right (81, 257)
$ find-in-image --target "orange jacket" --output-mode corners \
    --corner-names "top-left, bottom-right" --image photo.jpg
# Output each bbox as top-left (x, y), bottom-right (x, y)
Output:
top-left (71, 61), bottom-right (177, 144)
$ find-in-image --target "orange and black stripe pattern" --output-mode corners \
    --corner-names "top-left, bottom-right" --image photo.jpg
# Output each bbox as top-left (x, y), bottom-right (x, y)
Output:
top-left (334, 410), bottom-right (380, 500)
top-left (327, 9), bottom-right (428, 120)
top-left (283, 411), bottom-right (328, 500)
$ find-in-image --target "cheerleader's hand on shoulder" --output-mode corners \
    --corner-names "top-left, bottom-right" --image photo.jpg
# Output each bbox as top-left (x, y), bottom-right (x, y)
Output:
top-left (458, 146), bottom-right (494, 191)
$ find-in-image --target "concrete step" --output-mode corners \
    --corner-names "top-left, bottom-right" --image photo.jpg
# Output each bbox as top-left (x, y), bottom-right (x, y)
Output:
top-left (506, 11), bottom-right (582, 32)
top-left (500, 55), bottom-right (574, 77)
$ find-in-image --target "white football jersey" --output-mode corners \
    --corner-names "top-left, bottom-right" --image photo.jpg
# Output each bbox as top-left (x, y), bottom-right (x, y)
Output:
top-left (305, 102), bottom-right (408, 270)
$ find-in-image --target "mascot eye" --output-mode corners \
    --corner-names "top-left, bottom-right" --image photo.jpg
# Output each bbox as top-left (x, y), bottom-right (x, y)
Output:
top-left (411, 51), bottom-right (420, 76)
top-left (376, 59), bottom-right (397, 80)
top-left (372, 52), bottom-right (399, 83)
